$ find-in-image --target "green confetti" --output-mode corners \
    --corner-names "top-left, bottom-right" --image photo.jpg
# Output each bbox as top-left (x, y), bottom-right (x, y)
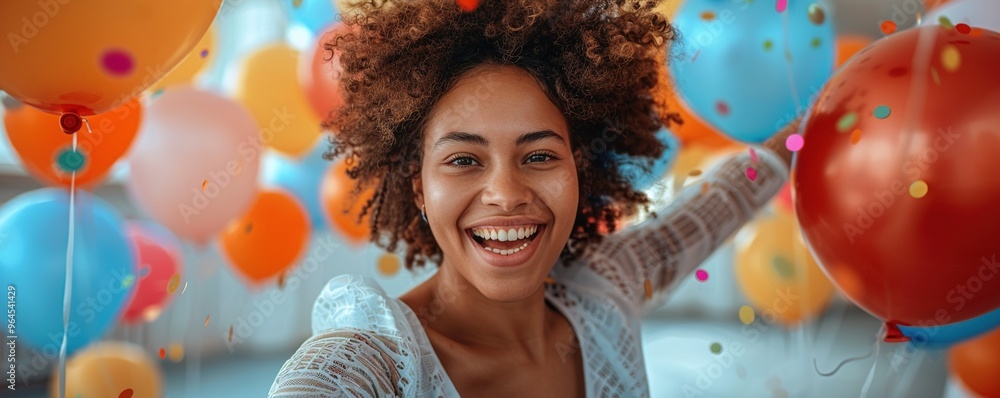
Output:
top-left (710, 342), bottom-right (723, 354)
top-left (938, 15), bottom-right (954, 30)
top-left (772, 256), bottom-right (796, 279)
top-left (57, 148), bottom-right (86, 172)
top-left (836, 112), bottom-right (858, 133)
top-left (810, 37), bottom-right (822, 49)
top-left (763, 40), bottom-right (774, 51)
top-left (873, 105), bottom-right (891, 119)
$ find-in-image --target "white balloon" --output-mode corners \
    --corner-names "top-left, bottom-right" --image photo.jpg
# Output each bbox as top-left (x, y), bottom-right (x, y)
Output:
top-left (922, 0), bottom-right (1000, 33)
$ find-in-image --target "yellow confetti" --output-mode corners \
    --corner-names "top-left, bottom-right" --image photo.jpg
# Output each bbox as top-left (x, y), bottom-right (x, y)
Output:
top-left (644, 279), bottom-right (653, 299)
top-left (688, 169), bottom-right (703, 177)
top-left (377, 254), bottom-right (401, 277)
top-left (292, 0), bottom-right (303, 7)
top-left (739, 305), bottom-right (756, 324)
top-left (941, 45), bottom-right (960, 72)
top-left (168, 343), bottom-right (184, 362)
top-left (700, 11), bottom-right (715, 21)
top-left (204, 315), bottom-right (211, 328)
top-left (544, 276), bottom-right (556, 285)
top-left (201, 180), bottom-right (208, 190)
top-left (910, 180), bottom-right (928, 198)
top-left (166, 274), bottom-right (180, 294)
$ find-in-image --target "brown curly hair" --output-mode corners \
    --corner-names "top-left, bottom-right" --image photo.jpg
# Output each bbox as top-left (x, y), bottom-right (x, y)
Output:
top-left (323, 0), bottom-right (680, 270)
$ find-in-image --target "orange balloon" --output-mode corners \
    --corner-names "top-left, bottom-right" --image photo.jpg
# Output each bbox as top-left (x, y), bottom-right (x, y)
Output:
top-left (321, 160), bottom-right (373, 245)
top-left (734, 211), bottom-right (835, 326)
top-left (835, 34), bottom-right (874, 68)
top-left (924, 0), bottom-right (954, 10)
top-left (220, 189), bottom-right (310, 283)
top-left (661, 79), bottom-right (739, 149)
top-left (300, 24), bottom-right (347, 122)
top-left (50, 341), bottom-right (162, 398)
top-left (949, 327), bottom-right (1000, 398)
top-left (3, 99), bottom-right (142, 188)
top-left (0, 0), bottom-right (219, 116)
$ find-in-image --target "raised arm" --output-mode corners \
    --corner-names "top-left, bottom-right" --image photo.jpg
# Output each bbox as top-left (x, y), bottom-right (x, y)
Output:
top-left (586, 122), bottom-right (798, 316)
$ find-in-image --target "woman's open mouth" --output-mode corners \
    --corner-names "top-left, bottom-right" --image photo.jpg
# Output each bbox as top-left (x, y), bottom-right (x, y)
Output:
top-left (465, 224), bottom-right (545, 267)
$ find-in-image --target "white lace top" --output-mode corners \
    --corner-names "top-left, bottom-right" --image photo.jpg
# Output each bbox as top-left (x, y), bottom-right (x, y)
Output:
top-left (269, 149), bottom-right (789, 397)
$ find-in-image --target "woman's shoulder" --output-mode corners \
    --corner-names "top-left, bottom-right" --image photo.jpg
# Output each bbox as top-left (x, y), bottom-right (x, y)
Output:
top-left (311, 274), bottom-right (418, 338)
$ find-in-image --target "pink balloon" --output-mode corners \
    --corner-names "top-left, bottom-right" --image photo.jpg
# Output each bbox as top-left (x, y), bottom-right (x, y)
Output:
top-left (121, 221), bottom-right (182, 324)
top-left (126, 87), bottom-right (261, 244)
top-left (299, 23), bottom-right (346, 122)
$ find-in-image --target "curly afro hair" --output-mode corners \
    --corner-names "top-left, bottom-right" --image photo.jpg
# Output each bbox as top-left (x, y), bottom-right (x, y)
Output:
top-left (323, 0), bottom-right (680, 270)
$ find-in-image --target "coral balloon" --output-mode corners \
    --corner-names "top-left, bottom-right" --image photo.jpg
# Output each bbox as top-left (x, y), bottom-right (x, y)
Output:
top-left (835, 35), bottom-right (873, 68)
top-left (949, 327), bottom-right (1000, 398)
top-left (3, 99), bottom-right (142, 188)
top-left (51, 341), bottom-right (162, 398)
top-left (126, 87), bottom-right (261, 244)
top-left (923, 0), bottom-right (1000, 33)
top-left (0, 0), bottom-right (219, 116)
top-left (794, 26), bottom-right (1000, 330)
top-left (150, 25), bottom-right (217, 92)
top-left (120, 221), bottom-right (183, 324)
top-left (321, 160), bottom-right (373, 245)
top-left (924, 0), bottom-right (955, 11)
top-left (220, 189), bottom-right (310, 283)
top-left (299, 24), bottom-right (347, 122)
top-left (235, 44), bottom-right (322, 156)
top-left (661, 82), bottom-right (739, 149)
top-left (735, 211), bottom-right (835, 325)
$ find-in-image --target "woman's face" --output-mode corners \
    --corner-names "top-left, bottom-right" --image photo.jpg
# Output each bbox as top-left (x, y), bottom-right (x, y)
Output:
top-left (416, 64), bottom-right (580, 302)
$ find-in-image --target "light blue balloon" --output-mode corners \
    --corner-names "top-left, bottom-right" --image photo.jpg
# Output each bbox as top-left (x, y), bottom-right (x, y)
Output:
top-left (616, 127), bottom-right (682, 191)
top-left (261, 142), bottom-right (332, 230)
top-left (0, 188), bottom-right (136, 355)
top-left (898, 306), bottom-right (1000, 349)
top-left (669, 0), bottom-right (835, 143)
top-left (280, 0), bottom-right (340, 37)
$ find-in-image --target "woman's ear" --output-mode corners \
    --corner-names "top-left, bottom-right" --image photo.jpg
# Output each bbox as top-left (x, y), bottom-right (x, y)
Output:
top-left (412, 172), bottom-right (424, 209)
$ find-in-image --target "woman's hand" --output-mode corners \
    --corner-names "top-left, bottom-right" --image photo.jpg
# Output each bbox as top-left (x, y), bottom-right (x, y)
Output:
top-left (761, 118), bottom-right (801, 170)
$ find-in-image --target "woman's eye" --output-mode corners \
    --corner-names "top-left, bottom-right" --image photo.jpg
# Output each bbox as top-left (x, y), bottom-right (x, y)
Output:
top-left (449, 156), bottom-right (478, 167)
top-left (526, 153), bottom-right (557, 163)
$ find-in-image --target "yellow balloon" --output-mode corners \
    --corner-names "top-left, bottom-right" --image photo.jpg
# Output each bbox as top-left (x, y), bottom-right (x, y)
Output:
top-left (734, 211), bottom-right (835, 326)
top-left (150, 25), bottom-right (217, 91)
top-left (653, 0), bottom-right (684, 19)
top-left (50, 341), bottom-right (162, 398)
top-left (235, 44), bottom-right (322, 157)
top-left (0, 0), bottom-right (219, 116)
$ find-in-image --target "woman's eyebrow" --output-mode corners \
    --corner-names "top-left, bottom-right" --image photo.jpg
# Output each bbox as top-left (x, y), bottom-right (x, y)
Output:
top-left (516, 130), bottom-right (564, 146)
top-left (432, 130), bottom-right (564, 151)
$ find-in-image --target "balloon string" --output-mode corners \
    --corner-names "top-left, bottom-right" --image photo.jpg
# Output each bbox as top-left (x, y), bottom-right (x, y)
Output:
top-left (812, 323), bottom-right (883, 377)
top-left (780, 3), bottom-right (802, 113)
top-left (59, 131), bottom-right (80, 398)
top-left (859, 325), bottom-right (884, 398)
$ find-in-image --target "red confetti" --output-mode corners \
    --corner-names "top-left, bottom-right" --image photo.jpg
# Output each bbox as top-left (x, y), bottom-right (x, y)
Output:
top-left (775, 0), bottom-right (787, 13)
top-left (746, 167), bottom-right (758, 182)
top-left (956, 23), bottom-right (971, 34)
top-left (880, 20), bottom-right (897, 35)
top-left (456, 0), bottom-right (478, 12)
top-left (716, 100), bottom-right (730, 116)
top-left (120, 389), bottom-right (134, 398)
top-left (159, 348), bottom-right (166, 359)
top-left (749, 148), bottom-right (759, 164)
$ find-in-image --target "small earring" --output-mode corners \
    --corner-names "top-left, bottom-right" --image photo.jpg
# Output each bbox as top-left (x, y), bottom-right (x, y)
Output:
top-left (421, 205), bottom-right (428, 223)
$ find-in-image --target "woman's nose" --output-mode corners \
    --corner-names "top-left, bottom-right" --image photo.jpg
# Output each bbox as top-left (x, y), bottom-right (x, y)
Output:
top-left (480, 165), bottom-right (533, 212)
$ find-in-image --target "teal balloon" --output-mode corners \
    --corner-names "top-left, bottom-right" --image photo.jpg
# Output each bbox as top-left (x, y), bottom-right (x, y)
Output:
top-left (262, 143), bottom-right (331, 230)
top-left (280, 0), bottom-right (340, 36)
top-left (0, 188), bottom-right (136, 355)
top-left (617, 127), bottom-right (681, 190)
top-left (669, 0), bottom-right (835, 143)
top-left (898, 306), bottom-right (1000, 349)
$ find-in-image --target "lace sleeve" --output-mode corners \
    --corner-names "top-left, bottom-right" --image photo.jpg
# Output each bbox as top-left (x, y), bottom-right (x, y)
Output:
top-left (586, 147), bottom-right (789, 316)
top-left (268, 329), bottom-right (411, 397)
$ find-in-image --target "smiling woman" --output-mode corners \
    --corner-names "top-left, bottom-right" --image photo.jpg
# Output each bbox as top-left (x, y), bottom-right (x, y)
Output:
top-left (269, 1), bottom-right (795, 397)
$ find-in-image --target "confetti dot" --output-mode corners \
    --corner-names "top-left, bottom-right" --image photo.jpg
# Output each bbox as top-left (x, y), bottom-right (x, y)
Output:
top-left (956, 23), bottom-right (971, 34)
top-left (167, 274), bottom-right (180, 294)
top-left (775, 0), bottom-right (787, 13)
top-left (292, 0), bottom-right (302, 7)
top-left (931, 67), bottom-right (941, 85)
top-left (763, 39), bottom-right (774, 51)
top-left (873, 105), bottom-right (891, 119)
top-left (836, 111), bottom-right (858, 133)
top-left (710, 342), bottom-right (723, 354)
top-left (151, 88), bottom-right (166, 99)
top-left (785, 134), bottom-right (804, 152)
top-left (245, 222), bottom-right (254, 234)
top-left (277, 271), bottom-right (287, 289)
top-left (880, 20), bottom-right (897, 35)
top-left (715, 100), bottom-right (730, 116)
top-left (971, 27), bottom-right (984, 37)
top-left (205, 315), bottom-right (211, 328)
top-left (688, 169), bottom-right (703, 177)
top-left (938, 16), bottom-right (953, 30)
top-left (772, 256), bottom-right (795, 279)
top-left (201, 180), bottom-right (208, 190)
top-left (695, 269), bottom-right (709, 282)
top-left (168, 343), bottom-right (184, 362)
top-left (941, 45), bottom-right (961, 72)
top-left (57, 148), bottom-right (86, 172)
top-left (739, 306), bottom-right (756, 324)
top-left (377, 254), bottom-right (401, 276)
top-left (910, 180), bottom-right (928, 198)
top-left (807, 3), bottom-right (825, 25)
top-left (544, 276), bottom-right (556, 285)
top-left (139, 266), bottom-right (151, 278)
top-left (101, 49), bottom-right (135, 77)
top-left (456, 0), bottom-right (479, 12)
top-left (700, 182), bottom-right (709, 195)
top-left (159, 348), bottom-right (166, 359)
top-left (121, 275), bottom-right (135, 289)
top-left (644, 279), bottom-right (653, 299)
top-left (746, 167), bottom-right (758, 182)
top-left (749, 148), bottom-right (759, 164)
top-left (200, 49), bottom-right (209, 58)
top-left (850, 129), bottom-right (862, 144)
top-left (228, 325), bottom-right (234, 342)
top-left (701, 11), bottom-right (716, 21)
top-left (120, 389), bottom-right (134, 398)
top-left (810, 37), bottom-right (822, 49)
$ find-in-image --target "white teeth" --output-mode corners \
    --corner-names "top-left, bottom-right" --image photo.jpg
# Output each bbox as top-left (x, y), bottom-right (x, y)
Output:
top-left (472, 225), bottom-right (540, 241)
top-left (482, 240), bottom-right (531, 256)
top-left (490, 229), bottom-right (498, 240)
top-left (507, 228), bottom-right (517, 240)
top-left (517, 228), bottom-right (525, 240)
top-left (498, 229), bottom-right (508, 242)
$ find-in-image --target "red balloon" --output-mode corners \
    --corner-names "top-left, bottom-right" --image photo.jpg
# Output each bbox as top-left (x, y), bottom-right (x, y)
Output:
top-left (794, 26), bottom-right (1000, 328)
top-left (299, 24), bottom-right (347, 123)
top-left (121, 222), bottom-right (182, 324)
